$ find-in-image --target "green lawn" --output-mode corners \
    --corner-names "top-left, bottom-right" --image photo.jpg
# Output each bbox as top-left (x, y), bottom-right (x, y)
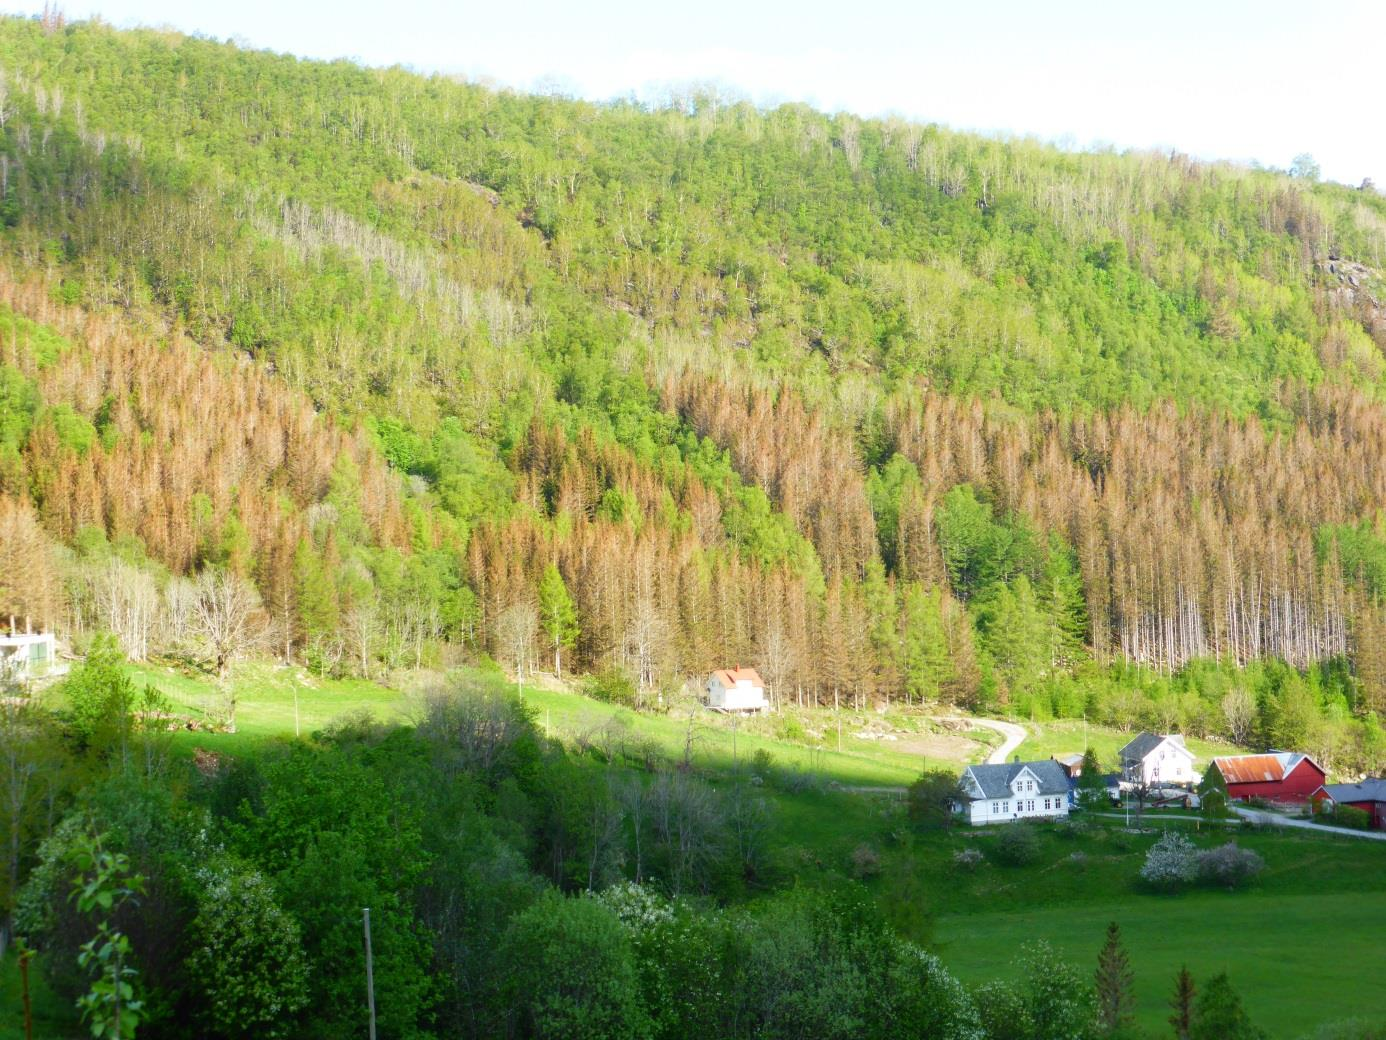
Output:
top-left (127, 660), bottom-right (411, 734)
top-left (881, 815), bottom-right (1386, 1039)
top-left (934, 891), bottom-right (1386, 1039)
top-left (519, 684), bottom-right (942, 787)
top-left (117, 660), bottom-right (981, 786)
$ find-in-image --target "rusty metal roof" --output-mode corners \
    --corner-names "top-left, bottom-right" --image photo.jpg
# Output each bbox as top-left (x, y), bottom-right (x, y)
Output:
top-left (1212, 752), bottom-right (1322, 785)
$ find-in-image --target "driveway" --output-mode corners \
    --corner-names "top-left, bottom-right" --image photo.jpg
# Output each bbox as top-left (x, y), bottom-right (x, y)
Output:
top-left (929, 715), bottom-right (1026, 764)
top-left (1232, 805), bottom-right (1386, 841)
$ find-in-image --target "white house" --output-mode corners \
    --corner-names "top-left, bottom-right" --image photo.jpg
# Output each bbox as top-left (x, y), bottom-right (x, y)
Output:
top-left (705, 667), bottom-right (768, 713)
top-left (956, 760), bottom-right (1072, 825)
top-left (0, 629), bottom-right (66, 684)
top-left (1118, 732), bottom-right (1196, 787)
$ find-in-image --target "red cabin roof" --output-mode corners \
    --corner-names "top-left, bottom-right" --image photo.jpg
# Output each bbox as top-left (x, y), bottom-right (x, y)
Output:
top-left (711, 667), bottom-right (764, 688)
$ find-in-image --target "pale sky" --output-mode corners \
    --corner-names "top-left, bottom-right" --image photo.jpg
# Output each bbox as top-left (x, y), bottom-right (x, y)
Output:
top-left (7, 0), bottom-right (1383, 186)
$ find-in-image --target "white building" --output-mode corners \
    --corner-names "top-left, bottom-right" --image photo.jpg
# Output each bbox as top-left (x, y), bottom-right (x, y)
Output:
top-left (0, 630), bottom-right (66, 683)
top-left (956, 760), bottom-right (1072, 825)
top-left (705, 667), bottom-right (768, 713)
top-left (1118, 732), bottom-right (1196, 787)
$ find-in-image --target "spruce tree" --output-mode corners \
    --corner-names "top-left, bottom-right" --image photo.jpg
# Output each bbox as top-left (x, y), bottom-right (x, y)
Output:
top-left (1078, 747), bottom-right (1106, 807)
top-left (901, 584), bottom-right (952, 705)
top-left (1169, 966), bottom-right (1195, 1040)
top-left (1189, 973), bottom-right (1264, 1040)
top-left (1093, 921), bottom-right (1135, 1036)
top-left (1041, 532), bottom-right (1089, 670)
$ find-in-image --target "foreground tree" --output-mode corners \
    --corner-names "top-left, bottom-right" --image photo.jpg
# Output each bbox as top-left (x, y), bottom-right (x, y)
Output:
top-left (69, 833), bottom-right (145, 1040)
top-left (907, 769), bottom-right (964, 829)
top-left (1169, 966), bottom-right (1196, 1040)
top-left (186, 857), bottom-right (309, 1039)
top-left (1093, 921), bottom-right (1135, 1036)
top-left (1190, 972), bottom-right (1265, 1040)
top-left (499, 890), bottom-right (647, 1040)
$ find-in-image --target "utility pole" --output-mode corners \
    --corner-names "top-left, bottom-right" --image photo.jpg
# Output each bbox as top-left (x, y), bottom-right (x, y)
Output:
top-left (363, 908), bottom-right (377, 1040)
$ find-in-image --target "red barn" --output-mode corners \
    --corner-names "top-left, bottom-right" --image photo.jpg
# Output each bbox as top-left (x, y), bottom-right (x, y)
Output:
top-left (1209, 752), bottom-right (1326, 805)
top-left (1319, 780), bottom-right (1386, 829)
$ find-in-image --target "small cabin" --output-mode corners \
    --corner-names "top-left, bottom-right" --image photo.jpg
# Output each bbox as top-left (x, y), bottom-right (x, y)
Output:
top-left (705, 667), bottom-right (768, 713)
top-left (0, 627), bottom-right (65, 684)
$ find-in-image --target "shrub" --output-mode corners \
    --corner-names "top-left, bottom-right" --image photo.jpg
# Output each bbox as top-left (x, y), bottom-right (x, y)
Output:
top-left (1107, 829), bottom-right (1135, 851)
top-left (780, 766), bottom-right (824, 795)
top-left (994, 824), bottom-right (1040, 866)
top-left (1196, 842), bottom-right (1264, 889)
top-left (1140, 831), bottom-right (1198, 890)
top-left (850, 843), bottom-right (881, 879)
top-left (778, 716), bottom-right (808, 743)
top-left (1331, 805), bottom-right (1371, 830)
top-left (907, 769), bottom-right (964, 830)
top-left (953, 848), bottom-right (984, 873)
top-left (499, 890), bottom-right (648, 1040)
top-left (751, 748), bottom-right (775, 776)
top-left (582, 668), bottom-right (637, 707)
top-left (1054, 818), bottom-right (1089, 840)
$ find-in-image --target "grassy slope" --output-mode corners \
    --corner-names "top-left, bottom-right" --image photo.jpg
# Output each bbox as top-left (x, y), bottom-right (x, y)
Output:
top-left (911, 818), bottom-right (1386, 1039)
top-left (936, 891), bottom-right (1386, 1039)
top-left (120, 661), bottom-right (972, 785)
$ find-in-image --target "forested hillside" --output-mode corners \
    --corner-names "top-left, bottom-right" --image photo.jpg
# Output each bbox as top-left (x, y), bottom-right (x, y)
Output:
top-left (3, 13), bottom-right (1386, 766)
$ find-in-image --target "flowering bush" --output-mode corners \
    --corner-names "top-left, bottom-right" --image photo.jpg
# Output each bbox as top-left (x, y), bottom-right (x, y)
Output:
top-left (187, 858), bottom-right (309, 1039)
top-left (1139, 831), bottom-right (1198, 890)
top-left (1196, 842), bottom-right (1264, 889)
top-left (593, 880), bottom-right (674, 932)
top-left (953, 848), bottom-right (984, 873)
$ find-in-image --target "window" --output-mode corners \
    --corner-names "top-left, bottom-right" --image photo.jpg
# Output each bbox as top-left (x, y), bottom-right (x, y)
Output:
top-left (992, 802), bottom-right (1000, 814)
top-left (1043, 798), bottom-right (1050, 810)
top-left (1028, 800), bottom-right (1035, 812)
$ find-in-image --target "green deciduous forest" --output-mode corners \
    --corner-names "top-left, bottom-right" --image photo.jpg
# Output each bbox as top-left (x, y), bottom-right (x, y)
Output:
top-left (2, 15), bottom-right (1385, 755)
top-left (3, 11), bottom-right (1386, 1037)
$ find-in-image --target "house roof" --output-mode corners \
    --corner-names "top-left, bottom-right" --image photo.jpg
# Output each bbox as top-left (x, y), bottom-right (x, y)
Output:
top-left (1053, 753), bottom-right (1085, 767)
top-left (1212, 752), bottom-right (1323, 785)
top-left (1321, 779), bottom-right (1386, 804)
top-left (710, 667), bottom-right (764, 688)
top-left (1118, 732), bottom-right (1188, 763)
top-left (960, 760), bottom-right (1071, 801)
